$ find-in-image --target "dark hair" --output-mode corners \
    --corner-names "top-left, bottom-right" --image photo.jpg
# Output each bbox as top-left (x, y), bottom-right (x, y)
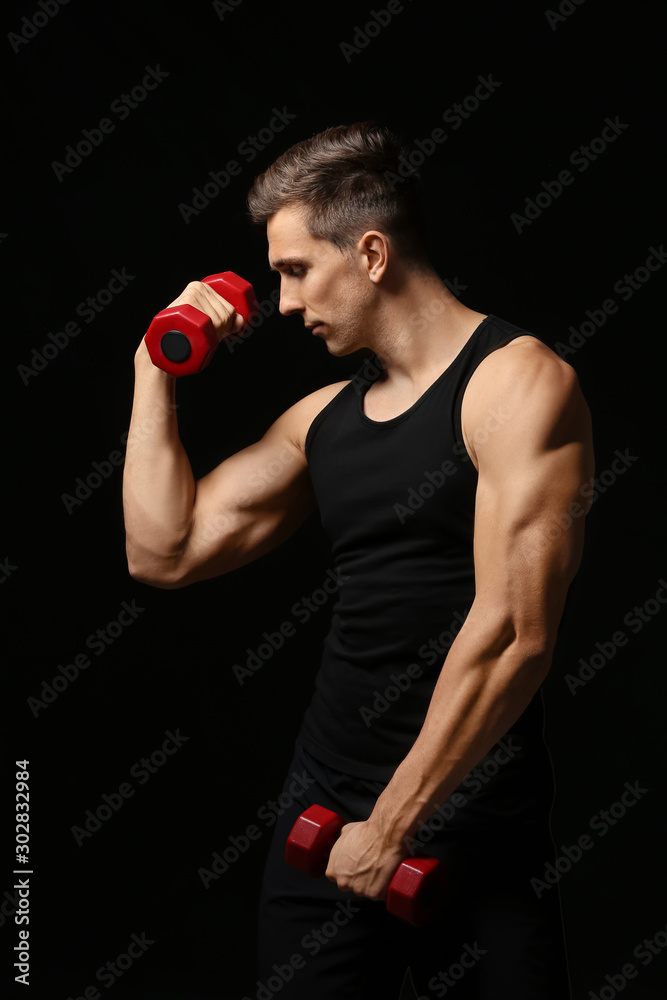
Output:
top-left (246, 122), bottom-right (431, 271)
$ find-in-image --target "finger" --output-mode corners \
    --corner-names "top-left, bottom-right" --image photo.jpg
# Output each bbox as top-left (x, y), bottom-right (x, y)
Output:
top-left (169, 281), bottom-right (239, 339)
top-left (205, 284), bottom-right (240, 331)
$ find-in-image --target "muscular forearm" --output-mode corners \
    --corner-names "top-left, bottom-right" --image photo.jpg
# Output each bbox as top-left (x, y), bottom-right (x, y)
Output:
top-left (122, 341), bottom-right (194, 581)
top-left (369, 611), bottom-right (552, 846)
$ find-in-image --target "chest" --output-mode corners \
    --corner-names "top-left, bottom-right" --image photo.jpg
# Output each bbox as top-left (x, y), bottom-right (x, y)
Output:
top-left (361, 381), bottom-right (439, 422)
top-left (308, 409), bottom-right (478, 548)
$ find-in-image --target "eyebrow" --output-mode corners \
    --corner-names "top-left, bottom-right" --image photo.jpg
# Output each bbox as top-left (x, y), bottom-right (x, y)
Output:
top-left (269, 256), bottom-right (307, 272)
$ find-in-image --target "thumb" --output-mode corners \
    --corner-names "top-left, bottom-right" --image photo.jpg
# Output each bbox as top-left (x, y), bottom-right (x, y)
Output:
top-left (232, 310), bottom-right (246, 334)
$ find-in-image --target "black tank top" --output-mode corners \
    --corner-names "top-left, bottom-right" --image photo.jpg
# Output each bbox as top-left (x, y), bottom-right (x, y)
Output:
top-left (297, 314), bottom-right (545, 782)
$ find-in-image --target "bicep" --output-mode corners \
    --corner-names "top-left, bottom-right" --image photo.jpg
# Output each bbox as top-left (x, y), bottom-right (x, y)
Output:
top-left (177, 411), bottom-right (317, 584)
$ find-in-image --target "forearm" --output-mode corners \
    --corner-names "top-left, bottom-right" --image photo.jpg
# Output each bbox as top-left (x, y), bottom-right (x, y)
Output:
top-left (369, 612), bottom-right (552, 845)
top-left (122, 341), bottom-right (195, 581)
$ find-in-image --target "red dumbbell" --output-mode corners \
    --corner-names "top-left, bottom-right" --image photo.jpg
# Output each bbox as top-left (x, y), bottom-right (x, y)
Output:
top-left (144, 271), bottom-right (258, 377)
top-left (285, 804), bottom-right (447, 927)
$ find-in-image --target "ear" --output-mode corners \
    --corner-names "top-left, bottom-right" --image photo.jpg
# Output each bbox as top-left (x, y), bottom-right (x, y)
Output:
top-left (358, 230), bottom-right (389, 283)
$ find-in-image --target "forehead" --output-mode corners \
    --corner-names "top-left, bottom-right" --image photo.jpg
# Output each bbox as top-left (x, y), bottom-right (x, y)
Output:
top-left (267, 205), bottom-right (321, 269)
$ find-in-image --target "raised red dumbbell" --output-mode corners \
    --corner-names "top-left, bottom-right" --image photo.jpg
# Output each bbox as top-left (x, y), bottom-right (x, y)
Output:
top-left (144, 271), bottom-right (258, 377)
top-left (285, 804), bottom-right (447, 927)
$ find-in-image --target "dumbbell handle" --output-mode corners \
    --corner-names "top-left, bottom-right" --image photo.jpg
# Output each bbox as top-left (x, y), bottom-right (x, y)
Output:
top-left (285, 804), bottom-right (446, 927)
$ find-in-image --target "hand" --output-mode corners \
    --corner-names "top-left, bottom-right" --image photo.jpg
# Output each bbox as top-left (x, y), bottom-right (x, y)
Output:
top-left (325, 819), bottom-right (409, 902)
top-left (167, 280), bottom-right (245, 342)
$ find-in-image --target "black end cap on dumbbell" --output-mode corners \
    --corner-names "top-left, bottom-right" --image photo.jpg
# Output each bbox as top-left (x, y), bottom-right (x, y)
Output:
top-left (161, 331), bottom-right (192, 363)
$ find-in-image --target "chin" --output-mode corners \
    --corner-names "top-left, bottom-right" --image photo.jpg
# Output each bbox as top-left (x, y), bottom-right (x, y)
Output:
top-left (324, 334), bottom-right (364, 357)
top-left (325, 342), bottom-right (346, 357)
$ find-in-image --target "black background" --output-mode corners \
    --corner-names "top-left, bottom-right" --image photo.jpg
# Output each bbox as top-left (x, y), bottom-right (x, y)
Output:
top-left (3, 0), bottom-right (666, 997)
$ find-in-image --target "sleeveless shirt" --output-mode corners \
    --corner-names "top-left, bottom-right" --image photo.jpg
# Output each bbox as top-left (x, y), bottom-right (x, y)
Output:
top-left (297, 314), bottom-right (545, 782)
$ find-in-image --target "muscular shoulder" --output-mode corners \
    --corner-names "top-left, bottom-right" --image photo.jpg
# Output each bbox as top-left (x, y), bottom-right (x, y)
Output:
top-left (274, 381), bottom-right (352, 458)
top-left (461, 335), bottom-right (590, 468)
top-left (471, 335), bottom-right (575, 393)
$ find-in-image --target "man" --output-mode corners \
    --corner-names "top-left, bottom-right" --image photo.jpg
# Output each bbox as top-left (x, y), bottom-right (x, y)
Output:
top-left (123, 122), bottom-right (594, 998)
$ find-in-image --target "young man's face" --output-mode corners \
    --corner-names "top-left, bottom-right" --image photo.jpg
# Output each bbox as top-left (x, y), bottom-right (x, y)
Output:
top-left (267, 204), bottom-right (378, 356)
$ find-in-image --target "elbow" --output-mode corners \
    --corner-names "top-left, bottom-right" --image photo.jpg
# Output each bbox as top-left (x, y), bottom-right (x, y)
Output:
top-left (504, 615), bottom-right (553, 664)
top-left (514, 632), bottom-right (553, 674)
top-left (128, 567), bottom-right (187, 590)
top-left (504, 612), bottom-right (556, 679)
top-left (126, 548), bottom-right (190, 590)
top-left (472, 606), bottom-right (553, 672)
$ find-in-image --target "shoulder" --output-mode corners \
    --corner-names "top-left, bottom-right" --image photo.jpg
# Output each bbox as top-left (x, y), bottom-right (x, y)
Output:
top-left (475, 333), bottom-right (573, 379)
top-left (276, 381), bottom-right (352, 457)
top-left (295, 380), bottom-right (353, 423)
top-left (461, 335), bottom-right (591, 466)
top-left (465, 334), bottom-right (582, 410)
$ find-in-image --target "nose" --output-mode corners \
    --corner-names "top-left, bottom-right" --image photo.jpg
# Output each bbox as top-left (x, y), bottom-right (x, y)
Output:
top-left (278, 279), bottom-right (304, 317)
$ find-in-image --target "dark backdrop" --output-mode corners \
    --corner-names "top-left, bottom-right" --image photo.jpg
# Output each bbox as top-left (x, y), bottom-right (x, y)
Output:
top-left (3, 0), bottom-right (666, 997)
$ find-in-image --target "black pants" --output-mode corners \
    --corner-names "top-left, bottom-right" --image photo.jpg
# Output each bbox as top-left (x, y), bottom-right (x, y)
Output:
top-left (252, 737), bottom-right (572, 999)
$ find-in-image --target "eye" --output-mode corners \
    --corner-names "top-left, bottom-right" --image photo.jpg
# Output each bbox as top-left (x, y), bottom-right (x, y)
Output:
top-left (286, 266), bottom-right (306, 278)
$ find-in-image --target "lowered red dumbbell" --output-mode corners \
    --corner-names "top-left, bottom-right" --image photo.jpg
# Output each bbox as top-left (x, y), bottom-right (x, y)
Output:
top-left (285, 804), bottom-right (447, 927)
top-left (144, 271), bottom-right (258, 376)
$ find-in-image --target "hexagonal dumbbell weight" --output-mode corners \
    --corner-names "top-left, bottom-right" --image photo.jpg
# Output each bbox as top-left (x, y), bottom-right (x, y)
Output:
top-left (144, 271), bottom-right (258, 376)
top-left (285, 804), bottom-right (447, 926)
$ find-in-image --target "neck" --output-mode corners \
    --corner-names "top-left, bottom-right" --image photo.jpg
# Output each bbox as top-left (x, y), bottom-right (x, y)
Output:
top-left (362, 269), bottom-right (486, 386)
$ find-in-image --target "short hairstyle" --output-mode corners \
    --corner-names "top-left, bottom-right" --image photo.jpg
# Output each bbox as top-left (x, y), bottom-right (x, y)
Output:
top-left (246, 122), bottom-right (431, 271)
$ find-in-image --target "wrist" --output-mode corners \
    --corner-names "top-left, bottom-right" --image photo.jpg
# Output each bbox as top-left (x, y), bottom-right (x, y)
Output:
top-left (367, 785), bottom-right (425, 850)
top-left (134, 338), bottom-right (176, 384)
top-left (134, 337), bottom-right (156, 370)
